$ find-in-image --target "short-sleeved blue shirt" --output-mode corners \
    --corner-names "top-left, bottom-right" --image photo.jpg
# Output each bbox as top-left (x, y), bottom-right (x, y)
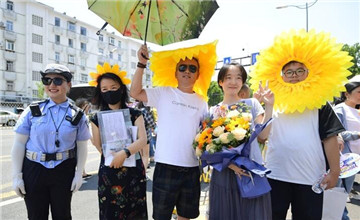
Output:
top-left (15, 99), bottom-right (91, 168)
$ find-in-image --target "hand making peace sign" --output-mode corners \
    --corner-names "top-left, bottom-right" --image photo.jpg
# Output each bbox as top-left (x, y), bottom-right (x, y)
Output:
top-left (253, 80), bottom-right (274, 106)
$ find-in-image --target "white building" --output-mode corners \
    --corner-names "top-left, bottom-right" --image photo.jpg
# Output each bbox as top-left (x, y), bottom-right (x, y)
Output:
top-left (0, 0), bottom-right (153, 104)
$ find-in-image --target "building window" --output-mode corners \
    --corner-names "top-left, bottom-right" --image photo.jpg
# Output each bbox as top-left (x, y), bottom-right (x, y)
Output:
top-left (32, 34), bottom-right (43, 45)
top-left (6, 61), bottom-right (14, 71)
top-left (32, 15), bottom-right (43, 27)
top-left (80, 74), bottom-right (88, 83)
top-left (6, 81), bottom-right (14, 91)
top-left (131, 49), bottom-right (136, 57)
top-left (55, 35), bottom-right (60, 45)
top-left (80, 43), bottom-right (86, 52)
top-left (55, 17), bottom-right (60, 27)
top-left (118, 41), bottom-right (122, 48)
top-left (109, 52), bottom-right (113, 59)
top-left (109, 37), bottom-right (115, 45)
top-left (80, 58), bottom-right (86, 67)
top-left (55, 52), bottom-right (60, 63)
top-left (6, 1), bottom-right (14, 11)
top-left (67, 22), bottom-right (76, 32)
top-left (6, 21), bottom-right (13, 31)
top-left (32, 70), bottom-right (41, 81)
top-left (68, 39), bottom-right (73, 48)
top-left (98, 48), bottom-right (104, 55)
top-left (131, 62), bottom-right (136, 69)
top-left (99, 34), bottom-right (103, 41)
top-left (68, 55), bottom-right (75, 64)
top-left (5, 40), bottom-right (15, 51)
top-left (80, 27), bottom-right (87, 36)
top-left (118, 54), bottom-right (121, 61)
top-left (32, 52), bottom-right (43, 63)
top-left (32, 90), bottom-right (39, 97)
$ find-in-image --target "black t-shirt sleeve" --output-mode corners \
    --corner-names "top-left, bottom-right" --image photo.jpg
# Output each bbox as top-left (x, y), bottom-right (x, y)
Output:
top-left (318, 102), bottom-right (345, 140)
top-left (129, 108), bottom-right (142, 125)
top-left (89, 113), bottom-right (99, 127)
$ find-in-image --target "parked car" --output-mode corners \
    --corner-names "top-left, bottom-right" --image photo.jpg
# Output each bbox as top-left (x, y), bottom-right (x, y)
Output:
top-left (0, 110), bottom-right (18, 126)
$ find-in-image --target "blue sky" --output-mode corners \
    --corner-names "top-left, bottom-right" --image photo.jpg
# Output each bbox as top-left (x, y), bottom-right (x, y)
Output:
top-left (37, 0), bottom-right (359, 61)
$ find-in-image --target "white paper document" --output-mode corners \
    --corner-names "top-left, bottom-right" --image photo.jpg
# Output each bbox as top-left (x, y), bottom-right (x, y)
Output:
top-left (97, 109), bottom-right (137, 167)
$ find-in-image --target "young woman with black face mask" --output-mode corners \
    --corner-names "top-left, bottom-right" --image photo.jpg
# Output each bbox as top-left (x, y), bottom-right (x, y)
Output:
top-left (89, 63), bottom-right (148, 220)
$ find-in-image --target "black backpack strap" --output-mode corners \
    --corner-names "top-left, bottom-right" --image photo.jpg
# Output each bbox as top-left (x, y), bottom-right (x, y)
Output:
top-left (67, 104), bottom-right (84, 126)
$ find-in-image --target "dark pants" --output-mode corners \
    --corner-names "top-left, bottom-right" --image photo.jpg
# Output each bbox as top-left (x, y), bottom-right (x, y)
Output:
top-left (269, 178), bottom-right (323, 220)
top-left (152, 163), bottom-right (200, 220)
top-left (22, 158), bottom-right (76, 220)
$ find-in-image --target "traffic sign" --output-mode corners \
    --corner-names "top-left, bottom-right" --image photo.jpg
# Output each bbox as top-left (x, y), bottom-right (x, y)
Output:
top-left (251, 52), bottom-right (260, 65)
top-left (223, 57), bottom-right (231, 64)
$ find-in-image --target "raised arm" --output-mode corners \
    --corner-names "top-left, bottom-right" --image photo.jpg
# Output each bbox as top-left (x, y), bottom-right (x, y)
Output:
top-left (129, 45), bottom-right (149, 102)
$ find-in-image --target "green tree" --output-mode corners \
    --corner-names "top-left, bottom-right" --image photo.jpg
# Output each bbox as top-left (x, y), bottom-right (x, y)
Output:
top-left (207, 81), bottom-right (223, 106)
top-left (342, 43), bottom-right (360, 78)
top-left (36, 82), bottom-right (45, 99)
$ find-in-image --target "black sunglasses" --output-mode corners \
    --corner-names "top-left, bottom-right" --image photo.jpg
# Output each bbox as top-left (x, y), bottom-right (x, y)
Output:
top-left (178, 64), bottom-right (198, 73)
top-left (41, 77), bottom-right (66, 86)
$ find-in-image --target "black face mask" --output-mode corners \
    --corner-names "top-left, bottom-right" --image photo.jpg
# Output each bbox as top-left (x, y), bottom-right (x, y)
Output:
top-left (101, 89), bottom-right (122, 105)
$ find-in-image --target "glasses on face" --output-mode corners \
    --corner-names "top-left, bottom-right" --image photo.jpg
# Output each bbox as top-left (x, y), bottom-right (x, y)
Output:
top-left (178, 64), bottom-right (198, 73)
top-left (283, 68), bottom-right (307, 78)
top-left (41, 77), bottom-right (65, 86)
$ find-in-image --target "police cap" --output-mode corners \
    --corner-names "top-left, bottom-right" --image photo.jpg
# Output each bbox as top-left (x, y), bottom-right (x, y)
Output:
top-left (40, 64), bottom-right (72, 82)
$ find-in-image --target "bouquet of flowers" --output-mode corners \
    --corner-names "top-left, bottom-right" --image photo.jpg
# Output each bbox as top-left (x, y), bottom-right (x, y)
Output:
top-left (193, 103), bottom-right (252, 156)
top-left (194, 102), bottom-right (273, 199)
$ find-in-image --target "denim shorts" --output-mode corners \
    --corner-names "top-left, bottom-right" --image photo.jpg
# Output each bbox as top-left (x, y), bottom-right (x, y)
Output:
top-left (152, 162), bottom-right (200, 220)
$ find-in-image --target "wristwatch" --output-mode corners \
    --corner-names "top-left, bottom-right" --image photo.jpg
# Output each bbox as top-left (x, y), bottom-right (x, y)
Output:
top-left (123, 148), bottom-right (131, 158)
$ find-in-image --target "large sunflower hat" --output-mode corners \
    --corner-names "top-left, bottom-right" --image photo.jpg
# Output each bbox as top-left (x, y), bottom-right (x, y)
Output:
top-left (89, 62), bottom-right (131, 86)
top-left (150, 40), bottom-right (218, 100)
top-left (250, 29), bottom-right (353, 114)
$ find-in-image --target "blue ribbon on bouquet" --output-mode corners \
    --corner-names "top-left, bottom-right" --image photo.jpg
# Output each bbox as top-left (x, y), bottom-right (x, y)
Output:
top-left (201, 119), bottom-right (273, 199)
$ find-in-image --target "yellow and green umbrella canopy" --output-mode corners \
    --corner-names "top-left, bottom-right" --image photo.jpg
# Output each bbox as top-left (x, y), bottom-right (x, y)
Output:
top-left (87, 0), bottom-right (219, 46)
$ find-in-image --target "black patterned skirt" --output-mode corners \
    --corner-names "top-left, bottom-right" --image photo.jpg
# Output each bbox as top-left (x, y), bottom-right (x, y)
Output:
top-left (98, 156), bottom-right (148, 220)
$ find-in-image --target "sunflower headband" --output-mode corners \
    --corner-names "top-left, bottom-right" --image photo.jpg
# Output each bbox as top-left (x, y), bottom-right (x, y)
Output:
top-left (89, 62), bottom-right (131, 87)
top-left (150, 40), bottom-right (218, 100)
top-left (250, 29), bottom-right (353, 113)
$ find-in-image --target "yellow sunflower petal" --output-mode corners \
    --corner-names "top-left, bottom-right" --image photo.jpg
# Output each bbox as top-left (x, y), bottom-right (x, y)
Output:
top-left (122, 78), bottom-right (131, 85)
top-left (89, 72), bottom-right (98, 80)
top-left (96, 64), bottom-right (105, 75)
top-left (150, 40), bottom-right (218, 101)
top-left (88, 80), bottom-right (97, 86)
top-left (103, 62), bottom-right (112, 73)
top-left (111, 64), bottom-right (120, 74)
top-left (249, 29), bottom-right (353, 113)
top-left (89, 63), bottom-right (129, 87)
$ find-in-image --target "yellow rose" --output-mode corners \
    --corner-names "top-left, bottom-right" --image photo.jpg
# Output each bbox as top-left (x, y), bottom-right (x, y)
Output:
top-left (226, 110), bottom-right (240, 118)
top-left (219, 132), bottom-right (230, 144)
top-left (213, 126), bottom-right (225, 137)
top-left (231, 128), bottom-right (247, 141)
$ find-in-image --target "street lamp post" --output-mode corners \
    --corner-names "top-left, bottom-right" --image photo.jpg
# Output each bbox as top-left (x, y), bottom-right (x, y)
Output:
top-left (276, 0), bottom-right (318, 32)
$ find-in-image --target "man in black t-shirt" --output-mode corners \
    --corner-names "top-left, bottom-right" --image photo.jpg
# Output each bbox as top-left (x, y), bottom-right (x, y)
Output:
top-left (265, 61), bottom-right (344, 220)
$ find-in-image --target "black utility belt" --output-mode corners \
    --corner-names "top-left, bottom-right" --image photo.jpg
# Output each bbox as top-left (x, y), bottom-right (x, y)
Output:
top-left (25, 148), bottom-right (76, 162)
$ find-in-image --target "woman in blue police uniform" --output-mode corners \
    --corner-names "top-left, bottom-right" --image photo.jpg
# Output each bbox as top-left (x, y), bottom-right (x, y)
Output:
top-left (11, 64), bottom-right (91, 220)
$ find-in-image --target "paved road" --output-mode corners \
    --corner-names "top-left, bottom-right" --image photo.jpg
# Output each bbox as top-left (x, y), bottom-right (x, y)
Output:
top-left (1, 127), bottom-right (359, 219)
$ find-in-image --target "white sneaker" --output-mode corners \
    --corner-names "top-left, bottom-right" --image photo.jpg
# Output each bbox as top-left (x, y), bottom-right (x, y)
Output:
top-left (346, 196), bottom-right (351, 203)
